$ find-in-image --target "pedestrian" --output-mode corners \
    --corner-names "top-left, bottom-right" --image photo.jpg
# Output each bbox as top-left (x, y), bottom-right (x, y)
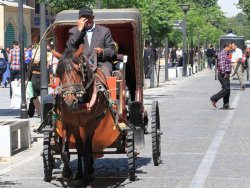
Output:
top-left (26, 45), bottom-right (42, 117)
top-left (230, 42), bottom-right (245, 91)
top-left (144, 44), bottom-right (151, 78)
top-left (210, 42), bottom-right (232, 109)
top-left (8, 41), bottom-right (21, 98)
top-left (66, 5), bottom-right (116, 77)
top-left (170, 47), bottom-right (177, 67)
top-left (0, 45), bottom-right (8, 87)
top-left (176, 47), bottom-right (183, 66)
top-left (25, 45), bottom-right (33, 71)
top-left (206, 44), bottom-right (216, 69)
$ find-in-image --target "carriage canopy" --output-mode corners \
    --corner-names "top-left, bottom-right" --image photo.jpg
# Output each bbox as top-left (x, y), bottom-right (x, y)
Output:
top-left (52, 9), bottom-right (143, 102)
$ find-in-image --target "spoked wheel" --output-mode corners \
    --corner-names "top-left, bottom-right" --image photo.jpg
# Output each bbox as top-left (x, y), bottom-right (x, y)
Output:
top-left (43, 127), bottom-right (54, 182)
top-left (151, 100), bottom-right (161, 166)
top-left (126, 131), bottom-right (136, 181)
top-left (42, 103), bottom-right (55, 182)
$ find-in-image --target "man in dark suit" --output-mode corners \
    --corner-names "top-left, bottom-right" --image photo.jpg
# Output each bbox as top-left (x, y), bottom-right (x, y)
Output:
top-left (66, 6), bottom-right (116, 77)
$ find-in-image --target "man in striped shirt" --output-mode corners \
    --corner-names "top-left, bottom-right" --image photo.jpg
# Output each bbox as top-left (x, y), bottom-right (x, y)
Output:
top-left (210, 42), bottom-right (232, 109)
top-left (9, 41), bottom-right (21, 80)
top-left (8, 41), bottom-right (21, 98)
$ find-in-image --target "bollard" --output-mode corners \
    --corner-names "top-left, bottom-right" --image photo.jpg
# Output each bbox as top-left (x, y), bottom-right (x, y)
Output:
top-left (247, 59), bottom-right (250, 81)
top-left (215, 58), bottom-right (218, 80)
top-left (195, 65), bottom-right (198, 73)
top-left (176, 68), bottom-right (178, 77)
top-left (189, 67), bottom-right (192, 76)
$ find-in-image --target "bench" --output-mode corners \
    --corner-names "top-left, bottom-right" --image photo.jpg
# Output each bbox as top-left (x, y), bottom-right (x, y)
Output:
top-left (0, 119), bottom-right (30, 157)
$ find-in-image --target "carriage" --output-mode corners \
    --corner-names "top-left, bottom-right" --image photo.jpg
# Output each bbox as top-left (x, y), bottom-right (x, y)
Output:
top-left (36, 8), bottom-right (161, 184)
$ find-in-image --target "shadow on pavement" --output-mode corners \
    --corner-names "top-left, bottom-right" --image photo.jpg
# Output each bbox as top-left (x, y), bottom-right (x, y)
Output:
top-left (0, 109), bottom-right (19, 117)
top-left (0, 179), bottom-right (19, 187)
top-left (51, 157), bottom-right (151, 187)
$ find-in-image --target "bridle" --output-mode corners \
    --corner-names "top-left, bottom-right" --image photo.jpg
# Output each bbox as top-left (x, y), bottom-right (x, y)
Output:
top-left (56, 54), bottom-right (96, 105)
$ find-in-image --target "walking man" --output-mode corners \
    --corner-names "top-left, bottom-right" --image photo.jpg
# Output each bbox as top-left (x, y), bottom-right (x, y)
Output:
top-left (210, 43), bottom-right (232, 109)
top-left (230, 42), bottom-right (245, 91)
top-left (206, 44), bottom-right (216, 69)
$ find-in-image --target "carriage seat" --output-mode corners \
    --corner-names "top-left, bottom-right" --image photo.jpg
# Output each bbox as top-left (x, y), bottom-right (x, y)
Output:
top-left (112, 54), bottom-right (128, 80)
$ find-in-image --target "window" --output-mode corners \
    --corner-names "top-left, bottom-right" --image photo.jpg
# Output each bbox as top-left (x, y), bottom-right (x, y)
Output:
top-left (5, 23), bottom-right (15, 48)
top-left (35, 3), bottom-right (40, 14)
top-left (34, 17), bottom-right (40, 26)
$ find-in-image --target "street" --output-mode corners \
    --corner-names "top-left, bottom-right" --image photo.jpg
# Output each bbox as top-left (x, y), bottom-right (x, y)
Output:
top-left (1, 68), bottom-right (250, 188)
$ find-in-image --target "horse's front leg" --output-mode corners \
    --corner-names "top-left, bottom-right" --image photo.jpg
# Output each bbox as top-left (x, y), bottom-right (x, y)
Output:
top-left (61, 129), bottom-right (72, 180)
top-left (73, 128), bottom-right (84, 179)
top-left (83, 134), bottom-right (95, 185)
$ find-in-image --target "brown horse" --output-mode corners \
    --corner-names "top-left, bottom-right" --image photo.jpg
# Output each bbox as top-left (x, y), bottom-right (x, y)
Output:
top-left (55, 47), bottom-right (109, 186)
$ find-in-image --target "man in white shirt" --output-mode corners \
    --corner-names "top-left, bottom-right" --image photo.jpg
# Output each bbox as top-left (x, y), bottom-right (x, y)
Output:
top-left (230, 42), bottom-right (245, 91)
top-left (176, 47), bottom-right (183, 66)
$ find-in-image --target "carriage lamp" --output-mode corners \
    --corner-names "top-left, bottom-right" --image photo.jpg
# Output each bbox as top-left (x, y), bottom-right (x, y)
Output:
top-left (180, 4), bottom-right (190, 77)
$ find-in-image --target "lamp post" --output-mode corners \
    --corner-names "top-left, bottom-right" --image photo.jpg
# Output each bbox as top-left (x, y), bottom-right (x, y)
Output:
top-left (96, 0), bottom-right (101, 8)
top-left (40, 2), bottom-right (48, 120)
top-left (165, 37), bottom-right (169, 81)
top-left (18, 0), bottom-right (28, 119)
top-left (180, 4), bottom-right (190, 77)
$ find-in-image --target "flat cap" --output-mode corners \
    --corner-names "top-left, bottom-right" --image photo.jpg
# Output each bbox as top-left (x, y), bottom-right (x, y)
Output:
top-left (79, 6), bottom-right (93, 18)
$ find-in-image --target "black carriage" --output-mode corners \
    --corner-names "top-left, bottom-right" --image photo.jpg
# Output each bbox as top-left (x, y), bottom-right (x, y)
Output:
top-left (36, 8), bottom-right (161, 183)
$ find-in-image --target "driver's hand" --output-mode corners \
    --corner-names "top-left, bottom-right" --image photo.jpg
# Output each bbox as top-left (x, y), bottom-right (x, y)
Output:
top-left (77, 18), bottom-right (88, 32)
top-left (95, 48), bottom-right (103, 55)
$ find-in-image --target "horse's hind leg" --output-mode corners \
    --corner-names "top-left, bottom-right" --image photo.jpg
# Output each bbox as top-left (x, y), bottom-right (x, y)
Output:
top-left (83, 135), bottom-right (95, 184)
top-left (73, 130), bottom-right (83, 179)
top-left (61, 130), bottom-right (72, 180)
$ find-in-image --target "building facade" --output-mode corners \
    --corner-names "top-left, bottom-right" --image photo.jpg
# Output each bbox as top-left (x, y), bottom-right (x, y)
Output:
top-left (0, 0), bottom-right (54, 48)
top-left (26, 0), bottom-right (54, 44)
top-left (0, 0), bottom-right (32, 48)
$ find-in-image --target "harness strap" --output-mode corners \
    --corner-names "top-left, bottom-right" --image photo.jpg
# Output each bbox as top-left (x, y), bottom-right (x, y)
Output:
top-left (95, 70), bottom-right (108, 88)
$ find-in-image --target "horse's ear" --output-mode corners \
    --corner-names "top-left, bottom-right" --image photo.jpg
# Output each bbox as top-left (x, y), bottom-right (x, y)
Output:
top-left (74, 44), bottom-right (84, 57)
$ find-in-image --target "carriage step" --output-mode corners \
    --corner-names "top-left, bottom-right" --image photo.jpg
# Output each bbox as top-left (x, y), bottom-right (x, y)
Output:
top-left (122, 126), bottom-right (141, 131)
top-left (129, 101), bottom-right (143, 126)
top-left (39, 128), bottom-right (54, 133)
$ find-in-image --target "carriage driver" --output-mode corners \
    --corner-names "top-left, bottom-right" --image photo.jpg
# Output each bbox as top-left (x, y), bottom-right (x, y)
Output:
top-left (66, 6), bottom-right (116, 77)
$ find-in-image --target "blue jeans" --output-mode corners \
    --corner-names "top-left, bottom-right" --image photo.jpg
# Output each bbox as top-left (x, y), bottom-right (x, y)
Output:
top-left (1, 64), bottom-right (10, 86)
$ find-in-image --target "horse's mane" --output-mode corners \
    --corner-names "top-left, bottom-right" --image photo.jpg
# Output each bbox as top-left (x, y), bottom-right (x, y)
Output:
top-left (56, 48), bottom-right (81, 80)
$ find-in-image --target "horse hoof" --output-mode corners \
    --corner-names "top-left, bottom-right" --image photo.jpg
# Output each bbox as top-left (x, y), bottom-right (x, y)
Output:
top-left (82, 180), bottom-right (93, 188)
top-left (83, 173), bottom-right (95, 183)
top-left (62, 174), bottom-right (72, 181)
top-left (74, 171), bottom-right (83, 180)
top-left (62, 169), bottom-right (73, 181)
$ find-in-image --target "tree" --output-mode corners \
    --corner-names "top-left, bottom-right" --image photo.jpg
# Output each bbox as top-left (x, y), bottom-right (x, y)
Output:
top-left (228, 13), bottom-right (250, 39)
top-left (40, 0), bottom-right (229, 47)
top-left (39, 0), bottom-right (94, 14)
top-left (238, 0), bottom-right (250, 20)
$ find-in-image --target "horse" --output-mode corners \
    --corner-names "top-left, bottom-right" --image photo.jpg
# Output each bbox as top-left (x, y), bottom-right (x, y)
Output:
top-left (54, 47), bottom-right (109, 186)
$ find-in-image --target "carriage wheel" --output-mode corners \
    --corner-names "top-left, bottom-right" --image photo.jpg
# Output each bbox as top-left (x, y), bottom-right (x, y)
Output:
top-left (43, 127), bottom-right (54, 182)
top-left (126, 131), bottom-right (136, 181)
top-left (151, 101), bottom-right (161, 166)
top-left (43, 133), bottom-right (53, 182)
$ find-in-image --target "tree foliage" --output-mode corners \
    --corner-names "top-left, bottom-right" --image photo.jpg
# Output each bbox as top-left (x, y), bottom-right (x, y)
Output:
top-left (228, 13), bottom-right (250, 39)
top-left (238, 0), bottom-right (250, 20)
top-left (41, 0), bottom-right (248, 47)
top-left (39, 0), bottom-right (94, 14)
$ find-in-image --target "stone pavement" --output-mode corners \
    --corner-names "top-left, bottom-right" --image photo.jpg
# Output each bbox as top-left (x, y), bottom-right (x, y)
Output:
top-left (1, 67), bottom-right (250, 188)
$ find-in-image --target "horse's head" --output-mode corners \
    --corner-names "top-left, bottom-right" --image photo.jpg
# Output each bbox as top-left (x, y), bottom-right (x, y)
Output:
top-left (56, 47), bottom-right (94, 111)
